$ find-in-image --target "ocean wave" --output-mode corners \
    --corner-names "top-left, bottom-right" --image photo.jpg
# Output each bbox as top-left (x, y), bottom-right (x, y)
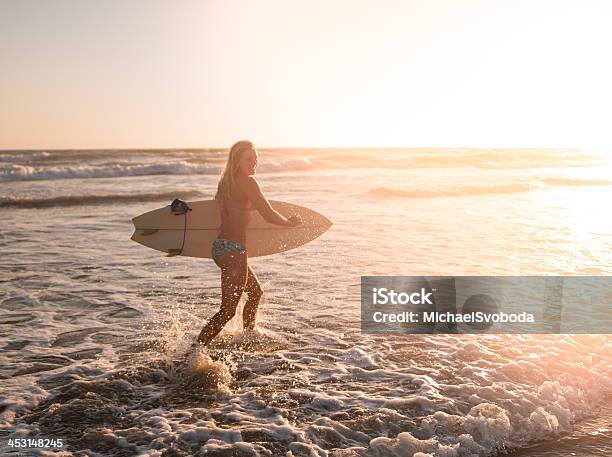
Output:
top-left (0, 161), bottom-right (221, 182)
top-left (542, 178), bottom-right (612, 186)
top-left (316, 149), bottom-right (604, 169)
top-left (0, 190), bottom-right (204, 208)
top-left (0, 157), bottom-right (329, 183)
top-left (367, 178), bottom-right (612, 199)
top-left (0, 151), bottom-right (51, 163)
top-left (257, 157), bottom-right (321, 172)
top-left (0, 149), bottom-right (606, 183)
top-left (367, 183), bottom-right (542, 198)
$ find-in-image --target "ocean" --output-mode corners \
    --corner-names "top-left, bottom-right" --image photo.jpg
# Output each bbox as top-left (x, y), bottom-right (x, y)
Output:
top-left (0, 148), bottom-right (610, 456)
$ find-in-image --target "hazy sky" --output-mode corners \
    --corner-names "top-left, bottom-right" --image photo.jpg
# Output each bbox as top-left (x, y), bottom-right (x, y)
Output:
top-left (1, 0), bottom-right (611, 149)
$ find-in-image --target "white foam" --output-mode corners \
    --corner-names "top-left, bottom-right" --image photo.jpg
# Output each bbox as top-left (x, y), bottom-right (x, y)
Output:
top-left (0, 161), bottom-right (219, 182)
top-left (181, 349), bottom-right (232, 389)
top-left (0, 151), bottom-right (50, 163)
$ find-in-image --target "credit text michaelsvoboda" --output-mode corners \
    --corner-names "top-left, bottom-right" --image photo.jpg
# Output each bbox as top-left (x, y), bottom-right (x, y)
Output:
top-left (370, 288), bottom-right (535, 324)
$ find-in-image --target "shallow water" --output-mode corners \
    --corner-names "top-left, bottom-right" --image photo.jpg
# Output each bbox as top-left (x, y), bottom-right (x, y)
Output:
top-left (0, 148), bottom-right (610, 456)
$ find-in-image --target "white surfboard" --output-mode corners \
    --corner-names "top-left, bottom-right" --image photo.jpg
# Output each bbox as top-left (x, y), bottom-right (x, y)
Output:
top-left (131, 200), bottom-right (332, 258)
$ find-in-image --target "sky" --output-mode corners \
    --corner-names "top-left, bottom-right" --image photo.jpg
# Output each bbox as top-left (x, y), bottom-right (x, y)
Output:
top-left (1, 0), bottom-right (611, 149)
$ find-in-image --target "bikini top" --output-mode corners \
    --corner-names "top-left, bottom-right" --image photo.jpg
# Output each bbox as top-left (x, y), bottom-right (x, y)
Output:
top-left (218, 201), bottom-right (257, 230)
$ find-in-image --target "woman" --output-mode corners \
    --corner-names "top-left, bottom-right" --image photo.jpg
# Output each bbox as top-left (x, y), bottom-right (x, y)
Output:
top-left (196, 140), bottom-right (302, 347)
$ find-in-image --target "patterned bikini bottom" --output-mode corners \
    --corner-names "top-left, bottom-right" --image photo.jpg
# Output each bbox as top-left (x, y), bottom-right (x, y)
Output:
top-left (211, 238), bottom-right (247, 266)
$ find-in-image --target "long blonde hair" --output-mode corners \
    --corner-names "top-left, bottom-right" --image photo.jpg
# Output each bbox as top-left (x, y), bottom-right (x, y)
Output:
top-left (215, 140), bottom-right (254, 210)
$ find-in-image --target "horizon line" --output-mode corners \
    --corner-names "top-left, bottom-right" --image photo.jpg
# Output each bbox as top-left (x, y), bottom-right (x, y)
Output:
top-left (0, 146), bottom-right (592, 152)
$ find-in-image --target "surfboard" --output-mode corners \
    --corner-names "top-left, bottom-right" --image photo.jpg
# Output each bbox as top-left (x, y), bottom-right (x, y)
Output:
top-left (130, 200), bottom-right (332, 258)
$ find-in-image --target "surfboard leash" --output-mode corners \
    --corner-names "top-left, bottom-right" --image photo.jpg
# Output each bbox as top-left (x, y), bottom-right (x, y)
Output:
top-left (167, 199), bottom-right (192, 257)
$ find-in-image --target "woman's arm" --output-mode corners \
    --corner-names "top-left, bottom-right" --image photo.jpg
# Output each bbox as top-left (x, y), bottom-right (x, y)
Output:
top-left (244, 177), bottom-right (301, 227)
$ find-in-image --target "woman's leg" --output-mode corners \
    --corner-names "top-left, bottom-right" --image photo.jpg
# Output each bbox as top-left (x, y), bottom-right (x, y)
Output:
top-left (196, 252), bottom-right (247, 346)
top-left (243, 266), bottom-right (263, 330)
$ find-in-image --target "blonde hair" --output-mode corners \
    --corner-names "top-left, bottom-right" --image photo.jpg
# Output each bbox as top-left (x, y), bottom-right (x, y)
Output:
top-left (215, 140), bottom-right (254, 210)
